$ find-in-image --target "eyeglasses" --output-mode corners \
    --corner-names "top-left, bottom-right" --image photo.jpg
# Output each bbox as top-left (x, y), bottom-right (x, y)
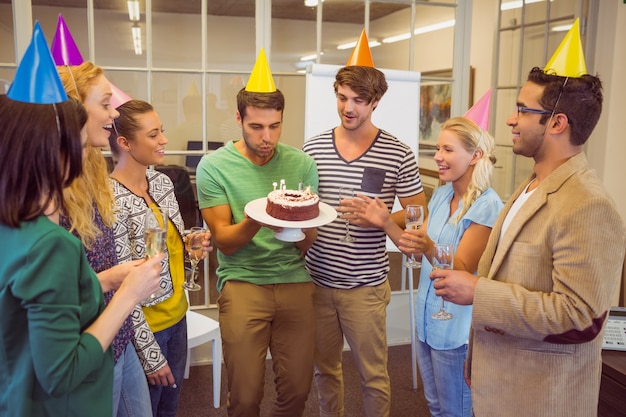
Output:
top-left (516, 105), bottom-right (553, 117)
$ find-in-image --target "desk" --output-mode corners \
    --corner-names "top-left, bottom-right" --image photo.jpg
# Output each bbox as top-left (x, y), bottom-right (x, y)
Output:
top-left (599, 350), bottom-right (626, 417)
top-left (186, 311), bottom-right (222, 408)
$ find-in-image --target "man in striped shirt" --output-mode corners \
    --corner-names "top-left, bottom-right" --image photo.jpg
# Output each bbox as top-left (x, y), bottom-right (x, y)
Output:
top-left (303, 65), bottom-right (425, 417)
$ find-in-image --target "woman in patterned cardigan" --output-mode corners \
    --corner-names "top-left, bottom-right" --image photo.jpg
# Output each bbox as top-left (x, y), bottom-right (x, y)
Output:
top-left (108, 99), bottom-right (211, 417)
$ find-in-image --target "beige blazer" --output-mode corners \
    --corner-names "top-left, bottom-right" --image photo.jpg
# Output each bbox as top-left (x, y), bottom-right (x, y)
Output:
top-left (468, 153), bottom-right (626, 417)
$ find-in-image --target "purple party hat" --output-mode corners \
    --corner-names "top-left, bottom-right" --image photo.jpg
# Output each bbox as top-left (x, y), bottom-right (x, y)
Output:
top-left (51, 14), bottom-right (84, 66)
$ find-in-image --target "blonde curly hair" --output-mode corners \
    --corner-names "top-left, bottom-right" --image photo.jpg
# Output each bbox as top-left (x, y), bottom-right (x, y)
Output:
top-left (58, 62), bottom-right (116, 249)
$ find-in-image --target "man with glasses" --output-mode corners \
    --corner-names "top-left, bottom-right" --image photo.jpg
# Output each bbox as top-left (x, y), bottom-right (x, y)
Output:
top-left (428, 23), bottom-right (626, 417)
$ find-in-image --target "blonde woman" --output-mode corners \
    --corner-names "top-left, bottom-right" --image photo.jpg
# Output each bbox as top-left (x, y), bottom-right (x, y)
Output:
top-left (58, 62), bottom-right (172, 417)
top-left (401, 117), bottom-right (502, 417)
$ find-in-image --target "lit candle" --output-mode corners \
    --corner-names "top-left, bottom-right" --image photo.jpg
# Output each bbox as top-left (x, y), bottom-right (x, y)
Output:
top-left (272, 182), bottom-right (277, 191)
top-left (298, 181), bottom-right (302, 191)
top-left (280, 179), bottom-right (285, 191)
top-left (306, 185), bottom-right (311, 194)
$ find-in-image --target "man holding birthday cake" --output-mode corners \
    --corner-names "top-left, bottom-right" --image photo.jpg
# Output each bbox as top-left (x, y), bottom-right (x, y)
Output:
top-left (196, 49), bottom-right (319, 417)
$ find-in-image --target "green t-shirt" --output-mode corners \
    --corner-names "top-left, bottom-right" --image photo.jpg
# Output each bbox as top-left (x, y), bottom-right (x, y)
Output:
top-left (196, 141), bottom-right (319, 291)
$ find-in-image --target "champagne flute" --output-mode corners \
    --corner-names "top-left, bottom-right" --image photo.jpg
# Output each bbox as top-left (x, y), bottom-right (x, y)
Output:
top-left (338, 187), bottom-right (356, 243)
top-left (431, 243), bottom-right (454, 320)
top-left (403, 205), bottom-right (424, 268)
top-left (184, 227), bottom-right (204, 291)
top-left (143, 207), bottom-right (167, 303)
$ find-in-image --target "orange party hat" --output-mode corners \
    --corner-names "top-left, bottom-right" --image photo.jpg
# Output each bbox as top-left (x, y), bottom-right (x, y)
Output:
top-left (245, 48), bottom-right (276, 93)
top-left (346, 29), bottom-right (374, 67)
top-left (544, 18), bottom-right (587, 77)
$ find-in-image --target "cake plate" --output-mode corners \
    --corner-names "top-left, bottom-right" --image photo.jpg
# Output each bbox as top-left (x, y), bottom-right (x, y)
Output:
top-left (244, 197), bottom-right (337, 242)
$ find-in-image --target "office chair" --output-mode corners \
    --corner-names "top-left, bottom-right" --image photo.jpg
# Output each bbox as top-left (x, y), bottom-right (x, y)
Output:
top-left (154, 164), bottom-right (201, 228)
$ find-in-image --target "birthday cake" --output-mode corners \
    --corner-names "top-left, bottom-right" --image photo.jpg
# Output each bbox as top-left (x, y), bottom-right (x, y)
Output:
top-left (266, 182), bottom-right (320, 221)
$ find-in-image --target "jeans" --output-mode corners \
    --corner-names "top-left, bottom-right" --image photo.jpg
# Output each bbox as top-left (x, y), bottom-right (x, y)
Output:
top-left (113, 343), bottom-right (152, 417)
top-left (149, 316), bottom-right (187, 417)
top-left (416, 339), bottom-right (472, 417)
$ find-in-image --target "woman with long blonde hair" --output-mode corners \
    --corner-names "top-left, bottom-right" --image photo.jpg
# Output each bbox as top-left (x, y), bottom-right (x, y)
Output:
top-left (57, 62), bottom-right (173, 417)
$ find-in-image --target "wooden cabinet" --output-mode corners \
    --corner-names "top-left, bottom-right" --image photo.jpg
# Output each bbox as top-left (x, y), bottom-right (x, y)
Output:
top-left (599, 350), bottom-right (626, 417)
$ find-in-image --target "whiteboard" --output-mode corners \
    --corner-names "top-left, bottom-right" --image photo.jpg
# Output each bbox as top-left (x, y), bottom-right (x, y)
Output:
top-left (304, 64), bottom-right (422, 252)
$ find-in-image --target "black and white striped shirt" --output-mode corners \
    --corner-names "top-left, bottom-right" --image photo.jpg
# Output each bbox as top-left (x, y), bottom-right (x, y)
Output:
top-left (303, 128), bottom-right (423, 289)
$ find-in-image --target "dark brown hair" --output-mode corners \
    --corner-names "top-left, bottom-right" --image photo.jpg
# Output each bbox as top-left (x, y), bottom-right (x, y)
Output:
top-left (0, 96), bottom-right (86, 227)
top-left (236, 88), bottom-right (285, 121)
top-left (334, 66), bottom-right (388, 104)
top-left (527, 67), bottom-right (603, 146)
top-left (109, 99), bottom-right (155, 155)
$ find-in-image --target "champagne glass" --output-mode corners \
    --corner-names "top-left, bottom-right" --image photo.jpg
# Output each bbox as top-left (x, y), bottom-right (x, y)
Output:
top-left (143, 207), bottom-right (167, 303)
top-left (403, 205), bottom-right (424, 268)
top-left (338, 187), bottom-right (356, 243)
top-left (184, 227), bottom-right (204, 291)
top-left (431, 243), bottom-right (454, 320)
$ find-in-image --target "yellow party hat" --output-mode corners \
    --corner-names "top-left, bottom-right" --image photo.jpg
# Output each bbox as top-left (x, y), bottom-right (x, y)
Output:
top-left (346, 29), bottom-right (374, 67)
top-left (544, 18), bottom-right (587, 77)
top-left (245, 48), bottom-right (276, 92)
top-left (187, 80), bottom-right (200, 96)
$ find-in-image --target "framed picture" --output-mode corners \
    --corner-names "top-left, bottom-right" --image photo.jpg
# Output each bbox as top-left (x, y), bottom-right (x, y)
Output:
top-left (419, 67), bottom-right (475, 142)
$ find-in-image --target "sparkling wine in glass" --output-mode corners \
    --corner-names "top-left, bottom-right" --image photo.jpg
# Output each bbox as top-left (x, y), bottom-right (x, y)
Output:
top-left (338, 187), bottom-right (356, 243)
top-left (431, 243), bottom-right (454, 320)
top-left (184, 227), bottom-right (204, 291)
top-left (143, 207), bottom-right (167, 303)
top-left (403, 205), bottom-right (424, 268)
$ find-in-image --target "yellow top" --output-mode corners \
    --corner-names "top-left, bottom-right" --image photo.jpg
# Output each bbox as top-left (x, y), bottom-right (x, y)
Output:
top-left (143, 205), bottom-right (188, 332)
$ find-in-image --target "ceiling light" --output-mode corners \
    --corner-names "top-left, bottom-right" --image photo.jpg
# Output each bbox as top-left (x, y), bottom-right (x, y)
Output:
top-left (131, 24), bottom-right (142, 55)
top-left (127, 0), bottom-right (140, 22)
top-left (301, 53), bottom-right (322, 61)
top-left (304, 0), bottom-right (322, 7)
top-left (552, 24), bottom-right (573, 32)
top-left (500, 0), bottom-right (547, 11)
top-left (337, 40), bottom-right (381, 50)
top-left (382, 20), bottom-right (456, 44)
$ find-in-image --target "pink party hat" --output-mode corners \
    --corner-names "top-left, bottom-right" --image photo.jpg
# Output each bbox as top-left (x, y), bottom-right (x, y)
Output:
top-left (109, 81), bottom-right (132, 109)
top-left (346, 29), bottom-right (375, 67)
top-left (544, 18), bottom-right (587, 78)
top-left (464, 88), bottom-right (492, 130)
top-left (51, 14), bottom-right (84, 66)
top-left (7, 21), bottom-right (68, 104)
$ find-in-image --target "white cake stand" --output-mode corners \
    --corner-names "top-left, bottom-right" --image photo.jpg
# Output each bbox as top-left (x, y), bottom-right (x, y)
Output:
top-left (244, 197), bottom-right (337, 242)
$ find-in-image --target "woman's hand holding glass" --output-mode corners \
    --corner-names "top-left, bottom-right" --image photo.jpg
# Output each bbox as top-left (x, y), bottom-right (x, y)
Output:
top-left (398, 227), bottom-right (430, 263)
top-left (184, 227), bottom-right (212, 291)
top-left (118, 254), bottom-right (165, 304)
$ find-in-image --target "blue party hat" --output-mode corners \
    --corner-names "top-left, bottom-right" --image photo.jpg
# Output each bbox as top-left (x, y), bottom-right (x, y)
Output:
top-left (7, 21), bottom-right (68, 104)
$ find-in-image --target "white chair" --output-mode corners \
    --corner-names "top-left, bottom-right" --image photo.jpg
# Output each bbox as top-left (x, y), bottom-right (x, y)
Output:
top-left (185, 310), bottom-right (222, 408)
